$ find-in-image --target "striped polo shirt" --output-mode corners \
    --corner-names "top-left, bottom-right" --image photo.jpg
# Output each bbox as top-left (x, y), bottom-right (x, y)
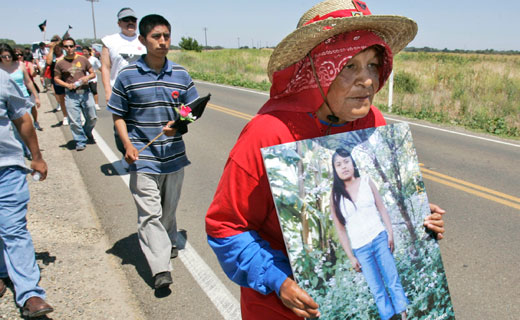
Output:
top-left (107, 56), bottom-right (199, 174)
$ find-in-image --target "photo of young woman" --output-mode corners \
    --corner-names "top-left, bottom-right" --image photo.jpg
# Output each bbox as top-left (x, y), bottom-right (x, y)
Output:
top-left (330, 147), bottom-right (408, 320)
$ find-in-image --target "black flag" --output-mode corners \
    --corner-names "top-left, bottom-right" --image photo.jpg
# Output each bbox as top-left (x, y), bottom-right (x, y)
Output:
top-left (38, 20), bottom-right (47, 32)
top-left (63, 26), bottom-right (73, 39)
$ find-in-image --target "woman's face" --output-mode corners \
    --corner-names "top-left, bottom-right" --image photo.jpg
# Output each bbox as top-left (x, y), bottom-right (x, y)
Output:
top-left (319, 47), bottom-right (381, 123)
top-left (15, 51), bottom-right (23, 61)
top-left (82, 49), bottom-right (91, 57)
top-left (0, 51), bottom-right (13, 64)
top-left (333, 154), bottom-right (355, 181)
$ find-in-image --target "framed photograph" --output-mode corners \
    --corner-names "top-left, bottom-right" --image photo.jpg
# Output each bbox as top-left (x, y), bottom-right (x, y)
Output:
top-left (261, 123), bottom-right (455, 320)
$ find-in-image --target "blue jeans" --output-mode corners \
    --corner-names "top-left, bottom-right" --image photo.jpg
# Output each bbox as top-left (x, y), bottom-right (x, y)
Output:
top-left (65, 90), bottom-right (97, 147)
top-left (0, 167), bottom-right (45, 306)
top-left (353, 231), bottom-right (409, 320)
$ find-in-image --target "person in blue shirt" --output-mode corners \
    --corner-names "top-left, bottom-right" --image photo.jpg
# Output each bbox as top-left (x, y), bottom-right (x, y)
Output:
top-left (0, 69), bottom-right (53, 318)
top-left (107, 14), bottom-right (199, 290)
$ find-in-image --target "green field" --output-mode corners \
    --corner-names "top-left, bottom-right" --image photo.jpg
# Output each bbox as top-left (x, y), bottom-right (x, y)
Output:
top-left (168, 49), bottom-right (520, 138)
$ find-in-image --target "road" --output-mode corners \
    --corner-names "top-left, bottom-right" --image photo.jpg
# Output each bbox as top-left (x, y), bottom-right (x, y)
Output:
top-left (50, 80), bottom-right (519, 319)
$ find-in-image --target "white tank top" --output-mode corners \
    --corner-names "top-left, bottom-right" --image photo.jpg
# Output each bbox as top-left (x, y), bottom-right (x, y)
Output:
top-left (101, 32), bottom-right (146, 86)
top-left (339, 175), bottom-right (385, 249)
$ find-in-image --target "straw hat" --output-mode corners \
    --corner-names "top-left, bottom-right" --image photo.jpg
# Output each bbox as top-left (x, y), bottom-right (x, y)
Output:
top-left (267, 0), bottom-right (418, 80)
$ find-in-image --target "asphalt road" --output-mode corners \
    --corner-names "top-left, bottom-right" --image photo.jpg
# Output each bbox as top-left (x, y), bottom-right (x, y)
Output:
top-left (51, 79), bottom-right (519, 320)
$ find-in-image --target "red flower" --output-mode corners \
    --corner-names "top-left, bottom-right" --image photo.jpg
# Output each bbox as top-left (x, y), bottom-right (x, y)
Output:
top-left (172, 91), bottom-right (179, 99)
top-left (179, 105), bottom-right (192, 118)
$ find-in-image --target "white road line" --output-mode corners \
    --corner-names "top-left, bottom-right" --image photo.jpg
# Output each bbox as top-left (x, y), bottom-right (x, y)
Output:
top-left (385, 117), bottom-right (520, 148)
top-left (91, 129), bottom-right (241, 320)
top-left (198, 81), bottom-right (519, 149)
top-left (195, 80), bottom-right (269, 96)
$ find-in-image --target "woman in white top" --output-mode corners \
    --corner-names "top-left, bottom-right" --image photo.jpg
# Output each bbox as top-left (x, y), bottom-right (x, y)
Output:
top-left (82, 47), bottom-right (102, 110)
top-left (330, 148), bottom-right (408, 320)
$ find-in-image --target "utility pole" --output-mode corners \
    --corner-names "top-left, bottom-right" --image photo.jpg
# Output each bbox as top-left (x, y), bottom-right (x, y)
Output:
top-left (86, 0), bottom-right (99, 40)
top-left (237, 37), bottom-right (240, 48)
top-left (203, 27), bottom-right (208, 48)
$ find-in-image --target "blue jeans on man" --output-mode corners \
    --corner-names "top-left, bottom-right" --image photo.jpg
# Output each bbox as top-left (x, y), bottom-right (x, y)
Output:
top-left (353, 231), bottom-right (409, 320)
top-left (0, 167), bottom-right (46, 307)
top-left (65, 90), bottom-right (97, 149)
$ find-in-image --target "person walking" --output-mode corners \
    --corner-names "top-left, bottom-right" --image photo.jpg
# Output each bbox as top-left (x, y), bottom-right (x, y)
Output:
top-left (107, 14), bottom-right (199, 289)
top-left (53, 37), bottom-right (96, 151)
top-left (82, 46), bottom-right (102, 110)
top-left (101, 7), bottom-right (147, 166)
top-left (205, 1), bottom-right (446, 319)
top-left (46, 35), bottom-right (69, 125)
top-left (0, 68), bottom-right (53, 318)
top-left (34, 42), bottom-right (49, 91)
top-left (0, 43), bottom-right (42, 157)
top-left (17, 48), bottom-right (42, 131)
top-left (101, 7), bottom-right (146, 103)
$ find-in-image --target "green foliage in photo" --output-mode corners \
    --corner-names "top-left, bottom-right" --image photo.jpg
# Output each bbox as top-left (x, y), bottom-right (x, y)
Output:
top-left (262, 124), bottom-right (455, 320)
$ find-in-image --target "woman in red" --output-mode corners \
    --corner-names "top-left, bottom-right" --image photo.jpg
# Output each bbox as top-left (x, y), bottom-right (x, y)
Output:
top-left (206, 1), bottom-right (446, 319)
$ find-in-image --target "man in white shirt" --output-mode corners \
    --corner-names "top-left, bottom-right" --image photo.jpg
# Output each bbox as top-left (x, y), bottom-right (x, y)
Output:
top-left (101, 7), bottom-right (147, 160)
top-left (100, 7), bottom-right (146, 103)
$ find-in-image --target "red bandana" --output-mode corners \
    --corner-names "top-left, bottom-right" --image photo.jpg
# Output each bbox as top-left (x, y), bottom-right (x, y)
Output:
top-left (258, 30), bottom-right (393, 115)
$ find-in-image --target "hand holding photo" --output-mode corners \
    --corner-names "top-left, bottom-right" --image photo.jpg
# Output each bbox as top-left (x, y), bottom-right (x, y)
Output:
top-left (261, 123), bottom-right (455, 320)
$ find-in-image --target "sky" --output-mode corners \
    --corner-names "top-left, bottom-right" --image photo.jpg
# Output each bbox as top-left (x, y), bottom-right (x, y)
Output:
top-left (2, 0), bottom-right (520, 51)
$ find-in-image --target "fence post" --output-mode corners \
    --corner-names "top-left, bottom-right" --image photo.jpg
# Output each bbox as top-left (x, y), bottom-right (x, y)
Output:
top-left (388, 71), bottom-right (394, 113)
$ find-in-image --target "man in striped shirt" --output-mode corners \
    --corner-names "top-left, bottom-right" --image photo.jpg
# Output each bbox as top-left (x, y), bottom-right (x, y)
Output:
top-left (107, 14), bottom-right (199, 290)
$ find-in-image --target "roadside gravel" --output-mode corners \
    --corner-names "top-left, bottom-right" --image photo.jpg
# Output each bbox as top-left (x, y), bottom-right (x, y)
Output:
top-left (0, 92), bottom-right (144, 319)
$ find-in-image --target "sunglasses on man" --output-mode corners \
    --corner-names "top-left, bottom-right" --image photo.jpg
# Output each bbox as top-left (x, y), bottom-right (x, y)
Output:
top-left (120, 17), bottom-right (137, 23)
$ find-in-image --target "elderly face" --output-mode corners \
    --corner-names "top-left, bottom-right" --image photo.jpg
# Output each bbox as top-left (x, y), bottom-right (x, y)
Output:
top-left (318, 47), bottom-right (381, 123)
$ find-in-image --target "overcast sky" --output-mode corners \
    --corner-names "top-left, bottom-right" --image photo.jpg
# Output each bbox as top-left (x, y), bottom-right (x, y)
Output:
top-left (2, 0), bottom-right (519, 51)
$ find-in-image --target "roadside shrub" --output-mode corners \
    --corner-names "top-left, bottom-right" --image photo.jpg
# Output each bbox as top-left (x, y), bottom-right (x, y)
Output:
top-left (394, 71), bottom-right (419, 94)
top-left (179, 37), bottom-right (202, 52)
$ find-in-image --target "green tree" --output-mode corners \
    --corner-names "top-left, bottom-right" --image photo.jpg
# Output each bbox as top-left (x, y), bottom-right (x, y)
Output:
top-left (0, 38), bottom-right (17, 47)
top-left (178, 37), bottom-right (202, 52)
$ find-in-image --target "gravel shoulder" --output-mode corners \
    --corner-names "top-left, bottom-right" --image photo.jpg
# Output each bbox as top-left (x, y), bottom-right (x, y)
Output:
top-left (0, 92), bottom-right (144, 319)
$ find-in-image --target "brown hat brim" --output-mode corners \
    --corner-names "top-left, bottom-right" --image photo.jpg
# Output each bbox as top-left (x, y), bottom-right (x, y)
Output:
top-left (268, 15), bottom-right (417, 81)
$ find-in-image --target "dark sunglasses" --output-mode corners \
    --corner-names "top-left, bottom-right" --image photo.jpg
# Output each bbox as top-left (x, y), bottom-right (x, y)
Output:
top-left (0, 55), bottom-right (12, 59)
top-left (16, 53), bottom-right (23, 56)
top-left (63, 45), bottom-right (75, 49)
top-left (120, 17), bottom-right (137, 23)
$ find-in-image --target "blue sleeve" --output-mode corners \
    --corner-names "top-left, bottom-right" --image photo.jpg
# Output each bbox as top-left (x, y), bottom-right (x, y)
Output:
top-left (4, 76), bottom-right (33, 120)
top-left (106, 75), bottom-right (129, 116)
top-left (207, 231), bottom-right (293, 296)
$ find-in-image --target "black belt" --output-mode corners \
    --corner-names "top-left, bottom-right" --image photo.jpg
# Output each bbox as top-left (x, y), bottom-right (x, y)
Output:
top-left (67, 87), bottom-right (90, 94)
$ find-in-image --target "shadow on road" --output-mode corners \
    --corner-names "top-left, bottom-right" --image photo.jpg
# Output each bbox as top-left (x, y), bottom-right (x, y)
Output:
top-left (106, 233), bottom-right (154, 289)
top-left (99, 162), bottom-right (130, 177)
top-left (59, 140), bottom-right (76, 150)
top-left (36, 251), bottom-right (57, 266)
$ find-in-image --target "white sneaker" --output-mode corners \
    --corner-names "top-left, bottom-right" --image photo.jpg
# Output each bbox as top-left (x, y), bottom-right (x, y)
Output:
top-left (62, 116), bottom-right (69, 126)
top-left (56, 104), bottom-right (61, 111)
top-left (95, 104), bottom-right (101, 111)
